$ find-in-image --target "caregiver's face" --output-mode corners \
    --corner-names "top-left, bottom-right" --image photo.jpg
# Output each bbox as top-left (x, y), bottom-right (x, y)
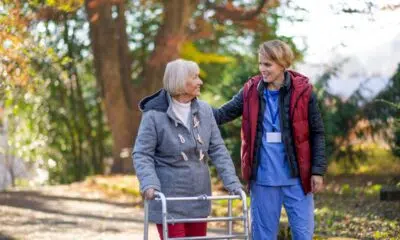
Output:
top-left (258, 54), bottom-right (284, 84)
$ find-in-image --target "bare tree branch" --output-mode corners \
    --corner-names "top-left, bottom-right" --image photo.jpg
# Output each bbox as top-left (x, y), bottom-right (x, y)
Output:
top-left (381, 4), bottom-right (400, 11)
top-left (206, 0), bottom-right (268, 22)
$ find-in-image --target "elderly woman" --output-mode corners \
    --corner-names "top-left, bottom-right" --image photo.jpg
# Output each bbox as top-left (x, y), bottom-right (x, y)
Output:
top-left (213, 40), bottom-right (327, 239)
top-left (133, 59), bottom-right (242, 239)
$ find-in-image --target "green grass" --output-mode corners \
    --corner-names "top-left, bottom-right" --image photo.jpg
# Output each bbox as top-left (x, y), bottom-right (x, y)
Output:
top-left (313, 174), bottom-right (400, 239)
top-left (83, 175), bottom-right (141, 198)
top-left (328, 144), bottom-right (400, 176)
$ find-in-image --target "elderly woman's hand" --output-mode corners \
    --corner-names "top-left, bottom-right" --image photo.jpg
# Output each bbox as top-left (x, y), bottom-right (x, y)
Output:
top-left (231, 188), bottom-right (244, 196)
top-left (144, 188), bottom-right (156, 200)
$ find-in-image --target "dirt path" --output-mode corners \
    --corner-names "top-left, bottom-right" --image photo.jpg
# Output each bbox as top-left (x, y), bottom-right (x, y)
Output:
top-left (0, 186), bottom-right (162, 240)
top-left (0, 185), bottom-right (231, 240)
top-left (3, 175), bottom-right (397, 239)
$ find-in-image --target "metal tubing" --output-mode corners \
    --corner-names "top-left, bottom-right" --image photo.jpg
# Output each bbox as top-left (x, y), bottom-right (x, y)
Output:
top-left (166, 234), bottom-right (248, 240)
top-left (239, 190), bottom-right (249, 240)
top-left (227, 198), bottom-right (233, 235)
top-left (144, 199), bottom-right (149, 240)
top-left (155, 192), bottom-right (168, 240)
top-left (143, 191), bottom-right (250, 240)
top-left (155, 195), bottom-right (241, 201)
top-left (167, 216), bottom-right (244, 224)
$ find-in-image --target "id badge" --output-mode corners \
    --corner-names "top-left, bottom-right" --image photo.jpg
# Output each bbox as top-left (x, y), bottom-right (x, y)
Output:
top-left (266, 132), bottom-right (282, 143)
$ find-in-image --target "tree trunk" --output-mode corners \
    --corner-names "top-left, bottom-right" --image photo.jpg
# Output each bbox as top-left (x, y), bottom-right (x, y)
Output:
top-left (84, 0), bottom-right (267, 173)
top-left (85, 0), bottom-right (137, 172)
top-left (142, 0), bottom-right (198, 94)
top-left (84, 0), bottom-right (198, 172)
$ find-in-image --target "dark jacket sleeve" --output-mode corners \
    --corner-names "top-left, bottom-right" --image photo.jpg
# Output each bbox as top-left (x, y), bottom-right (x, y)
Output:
top-left (206, 106), bottom-right (242, 192)
top-left (212, 88), bottom-right (244, 125)
top-left (308, 92), bottom-right (327, 176)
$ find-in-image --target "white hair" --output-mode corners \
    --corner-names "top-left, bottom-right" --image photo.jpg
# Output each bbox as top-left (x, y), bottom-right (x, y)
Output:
top-left (163, 59), bottom-right (200, 96)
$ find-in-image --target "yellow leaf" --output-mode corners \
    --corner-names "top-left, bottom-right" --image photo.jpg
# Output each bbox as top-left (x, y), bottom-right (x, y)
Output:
top-left (180, 42), bottom-right (235, 65)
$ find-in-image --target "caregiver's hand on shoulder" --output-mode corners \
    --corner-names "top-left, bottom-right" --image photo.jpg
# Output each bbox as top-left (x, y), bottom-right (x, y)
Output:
top-left (311, 175), bottom-right (324, 193)
top-left (144, 188), bottom-right (156, 200)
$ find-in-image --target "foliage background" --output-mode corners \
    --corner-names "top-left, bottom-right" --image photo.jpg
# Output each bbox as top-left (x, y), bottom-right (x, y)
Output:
top-left (1, 1), bottom-right (399, 239)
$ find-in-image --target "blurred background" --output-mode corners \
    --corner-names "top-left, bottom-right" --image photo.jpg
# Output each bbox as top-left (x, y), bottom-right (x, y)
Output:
top-left (0, 0), bottom-right (399, 239)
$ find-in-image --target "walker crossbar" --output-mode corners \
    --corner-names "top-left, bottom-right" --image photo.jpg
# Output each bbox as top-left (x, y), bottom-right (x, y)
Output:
top-left (156, 195), bottom-right (242, 201)
top-left (143, 190), bottom-right (250, 240)
top-left (167, 216), bottom-right (244, 224)
top-left (166, 234), bottom-right (248, 240)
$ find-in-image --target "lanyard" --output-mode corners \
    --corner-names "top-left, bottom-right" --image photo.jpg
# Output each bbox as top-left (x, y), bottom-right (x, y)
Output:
top-left (265, 90), bottom-right (280, 132)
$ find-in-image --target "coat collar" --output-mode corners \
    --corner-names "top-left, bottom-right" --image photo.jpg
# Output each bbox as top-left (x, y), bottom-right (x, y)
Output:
top-left (286, 70), bottom-right (311, 93)
top-left (138, 89), bottom-right (168, 112)
top-left (138, 88), bottom-right (199, 127)
top-left (166, 93), bottom-right (200, 127)
top-left (283, 71), bottom-right (292, 90)
top-left (139, 89), bottom-right (199, 112)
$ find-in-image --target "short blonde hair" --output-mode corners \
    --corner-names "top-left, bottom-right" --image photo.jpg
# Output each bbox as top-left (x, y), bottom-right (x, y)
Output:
top-left (258, 40), bottom-right (294, 69)
top-left (163, 59), bottom-right (200, 96)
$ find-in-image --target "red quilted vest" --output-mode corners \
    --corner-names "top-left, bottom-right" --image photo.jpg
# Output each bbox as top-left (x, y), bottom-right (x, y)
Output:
top-left (241, 70), bottom-right (313, 193)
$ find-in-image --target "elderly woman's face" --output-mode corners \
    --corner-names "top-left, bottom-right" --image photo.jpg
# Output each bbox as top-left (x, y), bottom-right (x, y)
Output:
top-left (184, 72), bottom-right (203, 98)
top-left (258, 54), bottom-right (285, 84)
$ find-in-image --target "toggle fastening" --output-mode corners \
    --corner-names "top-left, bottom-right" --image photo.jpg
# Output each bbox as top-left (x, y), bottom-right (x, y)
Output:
top-left (193, 116), bottom-right (200, 128)
top-left (181, 152), bottom-right (188, 161)
top-left (199, 149), bottom-right (205, 162)
top-left (197, 134), bottom-right (204, 145)
top-left (178, 134), bottom-right (185, 143)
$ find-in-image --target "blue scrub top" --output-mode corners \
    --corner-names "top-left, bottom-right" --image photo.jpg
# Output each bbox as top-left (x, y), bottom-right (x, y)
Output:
top-left (256, 89), bottom-right (300, 186)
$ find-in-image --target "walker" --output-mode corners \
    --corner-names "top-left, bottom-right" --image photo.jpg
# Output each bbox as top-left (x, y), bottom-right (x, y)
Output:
top-left (143, 189), bottom-right (250, 240)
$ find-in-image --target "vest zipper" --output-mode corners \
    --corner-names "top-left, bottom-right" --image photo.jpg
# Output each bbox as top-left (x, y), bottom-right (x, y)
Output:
top-left (279, 87), bottom-right (297, 177)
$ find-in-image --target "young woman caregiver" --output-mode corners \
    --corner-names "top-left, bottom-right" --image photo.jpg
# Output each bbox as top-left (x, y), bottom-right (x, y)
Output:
top-left (213, 39), bottom-right (327, 239)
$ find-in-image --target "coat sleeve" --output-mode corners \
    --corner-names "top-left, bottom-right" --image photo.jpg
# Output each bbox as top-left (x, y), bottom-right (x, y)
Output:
top-left (212, 88), bottom-right (244, 125)
top-left (132, 111), bottom-right (161, 193)
top-left (207, 106), bottom-right (242, 192)
top-left (308, 92), bottom-right (327, 176)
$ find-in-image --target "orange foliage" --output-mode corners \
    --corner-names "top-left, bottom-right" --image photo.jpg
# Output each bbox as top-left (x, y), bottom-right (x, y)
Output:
top-left (381, 4), bottom-right (400, 11)
top-left (148, 35), bottom-right (186, 66)
top-left (237, 19), bottom-right (266, 30)
top-left (212, 0), bottom-right (269, 23)
top-left (189, 18), bottom-right (214, 40)
top-left (0, 4), bottom-right (31, 86)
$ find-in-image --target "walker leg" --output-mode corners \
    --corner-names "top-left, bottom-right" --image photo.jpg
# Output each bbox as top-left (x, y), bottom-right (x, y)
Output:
top-left (162, 202), bottom-right (168, 240)
top-left (144, 200), bottom-right (149, 240)
top-left (155, 192), bottom-right (168, 240)
top-left (227, 198), bottom-right (233, 235)
top-left (240, 190), bottom-right (250, 240)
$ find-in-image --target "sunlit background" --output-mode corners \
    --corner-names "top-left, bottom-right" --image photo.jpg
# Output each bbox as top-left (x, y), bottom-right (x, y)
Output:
top-left (0, 1), bottom-right (399, 239)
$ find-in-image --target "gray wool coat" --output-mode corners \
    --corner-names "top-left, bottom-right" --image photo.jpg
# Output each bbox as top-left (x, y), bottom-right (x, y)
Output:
top-left (133, 89), bottom-right (242, 224)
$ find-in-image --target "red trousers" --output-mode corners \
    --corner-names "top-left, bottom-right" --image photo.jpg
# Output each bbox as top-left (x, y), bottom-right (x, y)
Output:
top-left (156, 222), bottom-right (207, 239)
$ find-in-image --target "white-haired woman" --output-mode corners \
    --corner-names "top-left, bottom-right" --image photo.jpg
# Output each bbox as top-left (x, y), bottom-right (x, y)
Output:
top-left (133, 59), bottom-right (242, 239)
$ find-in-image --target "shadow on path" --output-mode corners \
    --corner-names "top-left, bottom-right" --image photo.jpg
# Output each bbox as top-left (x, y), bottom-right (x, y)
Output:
top-left (0, 190), bottom-right (144, 224)
top-left (0, 190), bottom-right (139, 207)
top-left (0, 232), bottom-right (16, 240)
